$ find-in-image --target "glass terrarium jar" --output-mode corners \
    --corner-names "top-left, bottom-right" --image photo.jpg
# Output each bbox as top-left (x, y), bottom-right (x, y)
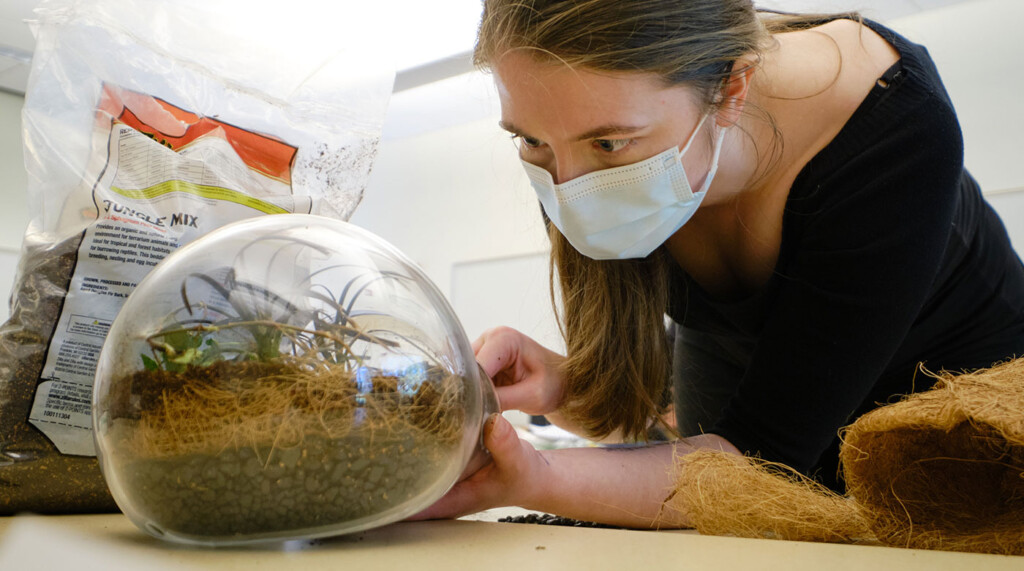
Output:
top-left (93, 214), bottom-right (498, 545)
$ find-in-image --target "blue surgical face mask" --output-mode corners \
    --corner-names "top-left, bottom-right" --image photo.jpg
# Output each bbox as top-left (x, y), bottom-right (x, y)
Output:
top-left (521, 114), bottom-right (727, 260)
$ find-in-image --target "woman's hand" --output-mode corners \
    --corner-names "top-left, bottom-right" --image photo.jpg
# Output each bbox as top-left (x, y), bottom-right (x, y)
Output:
top-left (473, 326), bottom-right (565, 416)
top-left (410, 413), bottom-right (548, 520)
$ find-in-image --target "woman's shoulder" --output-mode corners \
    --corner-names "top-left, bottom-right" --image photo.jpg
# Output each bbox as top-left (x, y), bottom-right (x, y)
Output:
top-left (767, 16), bottom-right (952, 171)
top-left (757, 19), bottom-right (901, 188)
top-left (816, 18), bottom-right (901, 81)
top-left (817, 17), bottom-right (954, 122)
top-left (780, 18), bottom-right (963, 203)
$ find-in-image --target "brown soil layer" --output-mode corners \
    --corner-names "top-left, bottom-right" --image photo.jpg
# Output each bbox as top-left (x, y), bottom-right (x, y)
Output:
top-left (118, 432), bottom-right (453, 537)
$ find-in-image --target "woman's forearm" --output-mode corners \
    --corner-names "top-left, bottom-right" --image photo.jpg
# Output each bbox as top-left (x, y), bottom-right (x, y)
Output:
top-left (518, 440), bottom-right (689, 528)
top-left (517, 433), bottom-right (740, 528)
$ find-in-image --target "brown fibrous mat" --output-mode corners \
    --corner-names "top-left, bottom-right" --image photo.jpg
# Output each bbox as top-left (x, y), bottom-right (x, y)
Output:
top-left (108, 358), bottom-right (464, 459)
top-left (664, 359), bottom-right (1024, 555)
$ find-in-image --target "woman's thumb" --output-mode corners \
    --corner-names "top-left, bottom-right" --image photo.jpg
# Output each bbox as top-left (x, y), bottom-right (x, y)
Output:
top-left (483, 413), bottom-right (519, 466)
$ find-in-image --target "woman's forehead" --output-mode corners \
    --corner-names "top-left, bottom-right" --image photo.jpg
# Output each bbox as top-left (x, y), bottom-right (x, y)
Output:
top-left (494, 52), bottom-right (697, 136)
top-left (494, 51), bottom-right (665, 96)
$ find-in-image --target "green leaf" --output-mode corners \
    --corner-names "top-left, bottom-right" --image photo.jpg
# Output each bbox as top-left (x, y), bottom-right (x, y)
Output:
top-left (141, 354), bottom-right (159, 371)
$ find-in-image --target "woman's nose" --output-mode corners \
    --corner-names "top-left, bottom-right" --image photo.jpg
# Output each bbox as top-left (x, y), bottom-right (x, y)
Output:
top-left (551, 150), bottom-right (592, 185)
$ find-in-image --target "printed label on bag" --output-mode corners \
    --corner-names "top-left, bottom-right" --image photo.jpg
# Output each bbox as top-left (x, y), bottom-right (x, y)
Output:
top-left (29, 85), bottom-right (304, 455)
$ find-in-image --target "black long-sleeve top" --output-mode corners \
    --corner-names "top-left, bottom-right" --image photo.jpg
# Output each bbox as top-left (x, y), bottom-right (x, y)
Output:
top-left (666, 19), bottom-right (1024, 488)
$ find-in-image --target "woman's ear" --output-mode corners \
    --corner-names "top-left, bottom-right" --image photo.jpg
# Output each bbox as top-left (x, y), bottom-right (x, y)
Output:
top-left (715, 56), bottom-right (757, 127)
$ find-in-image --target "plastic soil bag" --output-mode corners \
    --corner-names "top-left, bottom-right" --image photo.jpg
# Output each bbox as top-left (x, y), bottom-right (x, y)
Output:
top-left (0, 0), bottom-right (393, 514)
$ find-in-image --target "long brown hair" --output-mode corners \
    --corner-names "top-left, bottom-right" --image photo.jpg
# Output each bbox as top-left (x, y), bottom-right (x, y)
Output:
top-left (475, 0), bottom-right (856, 441)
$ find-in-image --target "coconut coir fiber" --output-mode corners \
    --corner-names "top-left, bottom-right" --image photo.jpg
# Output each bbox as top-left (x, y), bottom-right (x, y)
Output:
top-left (665, 359), bottom-right (1024, 555)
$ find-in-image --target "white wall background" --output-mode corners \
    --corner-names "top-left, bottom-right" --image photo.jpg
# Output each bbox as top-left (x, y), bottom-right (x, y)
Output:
top-left (0, 0), bottom-right (1021, 351)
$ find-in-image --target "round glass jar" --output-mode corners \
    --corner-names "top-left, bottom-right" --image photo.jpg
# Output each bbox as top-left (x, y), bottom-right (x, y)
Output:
top-left (93, 214), bottom-right (497, 545)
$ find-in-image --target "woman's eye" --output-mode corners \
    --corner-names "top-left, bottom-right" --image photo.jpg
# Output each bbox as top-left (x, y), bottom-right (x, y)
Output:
top-left (594, 139), bottom-right (631, 153)
top-left (519, 135), bottom-right (543, 149)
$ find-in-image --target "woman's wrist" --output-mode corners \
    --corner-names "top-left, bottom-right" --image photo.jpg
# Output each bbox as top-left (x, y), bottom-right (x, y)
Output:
top-left (510, 435), bottom-right (740, 528)
top-left (514, 448), bottom-right (554, 511)
top-left (511, 443), bottom-right (682, 528)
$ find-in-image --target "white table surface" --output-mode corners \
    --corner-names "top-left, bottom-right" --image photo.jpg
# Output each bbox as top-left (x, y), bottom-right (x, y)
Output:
top-left (2, 508), bottom-right (1023, 571)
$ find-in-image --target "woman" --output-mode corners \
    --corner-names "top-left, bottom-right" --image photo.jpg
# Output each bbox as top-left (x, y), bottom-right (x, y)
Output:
top-left (417, 0), bottom-right (1024, 528)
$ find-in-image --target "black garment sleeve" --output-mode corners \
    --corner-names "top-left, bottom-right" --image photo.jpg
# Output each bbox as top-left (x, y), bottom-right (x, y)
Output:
top-left (710, 93), bottom-right (966, 472)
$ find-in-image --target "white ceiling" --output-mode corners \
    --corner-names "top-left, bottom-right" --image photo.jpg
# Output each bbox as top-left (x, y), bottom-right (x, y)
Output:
top-left (0, 0), bottom-right (980, 96)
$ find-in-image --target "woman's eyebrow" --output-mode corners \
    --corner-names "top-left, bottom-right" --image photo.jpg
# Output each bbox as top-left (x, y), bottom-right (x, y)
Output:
top-left (572, 124), bottom-right (645, 141)
top-left (498, 120), bottom-right (526, 135)
top-left (498, 121), bottom-right (644, 141)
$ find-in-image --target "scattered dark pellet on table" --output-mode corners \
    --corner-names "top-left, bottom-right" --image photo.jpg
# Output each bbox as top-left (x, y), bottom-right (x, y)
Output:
top-left (498, 513), bottom-right (617, 529)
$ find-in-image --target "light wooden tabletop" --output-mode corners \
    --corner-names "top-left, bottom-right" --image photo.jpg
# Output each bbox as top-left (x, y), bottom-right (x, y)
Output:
top-left (2, 509), bottom-right (1023, 571)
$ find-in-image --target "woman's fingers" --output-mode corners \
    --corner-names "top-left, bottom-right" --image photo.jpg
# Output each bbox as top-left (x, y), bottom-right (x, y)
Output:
top-left (409, 476), bottom-right (488, 521)
top-left (495, 379), bottom-right (556, 415)
top-left (473, 327), bottom-right (521, 380)
top-left (472, 326), bottom-right (565, 414)
top-left (408, 414), bottom-right (526, 521)
top-left (471, 331), bottom-right (486, 355)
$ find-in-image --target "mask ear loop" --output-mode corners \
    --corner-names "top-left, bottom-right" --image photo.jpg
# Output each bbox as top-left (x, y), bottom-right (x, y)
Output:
top-left (697, 123), bottom-right (729, 195)
top-left (694, 66), bottom-right (742, 194)
top-left (678, 113), bottom-right (709, 157)
top-left (676, 111), bottom-right (729, 195)
top-left (678, 59), bottom-right (737, 157)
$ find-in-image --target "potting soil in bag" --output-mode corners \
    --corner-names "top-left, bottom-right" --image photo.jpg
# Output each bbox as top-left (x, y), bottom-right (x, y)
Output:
top-left (0, 0), bottom-right (393, 513)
